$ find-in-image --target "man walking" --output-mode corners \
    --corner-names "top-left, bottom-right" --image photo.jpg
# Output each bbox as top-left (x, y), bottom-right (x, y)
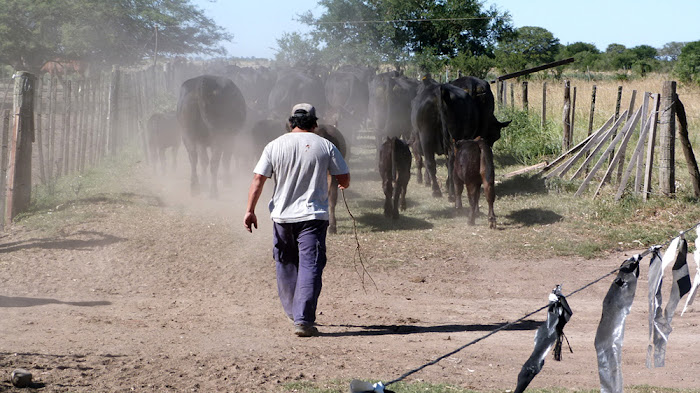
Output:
top-left (244, 103), bottom-right (350, 337)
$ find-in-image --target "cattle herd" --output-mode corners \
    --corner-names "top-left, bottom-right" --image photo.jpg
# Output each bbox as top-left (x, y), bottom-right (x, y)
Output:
top-left (145, 64), bottom-right (510, 228)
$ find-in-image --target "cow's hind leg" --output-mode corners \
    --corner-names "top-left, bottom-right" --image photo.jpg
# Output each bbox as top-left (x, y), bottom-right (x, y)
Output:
top-left (382, 177), bottom-right (393, 218)
top-left (209, 147), bottom-right (223, 198)
top-left (484, 180), bottom-right (496, 229)
top-left (466, 183), bottom-right (479, 226)
top-left (423, 152), bottom-right (441, 197)
top-left (184, 140), bottom-right (200, 196)
top-left (479, 140), bottom-right (496, 229)
top-left (454, 177), bottom-right (464, 210)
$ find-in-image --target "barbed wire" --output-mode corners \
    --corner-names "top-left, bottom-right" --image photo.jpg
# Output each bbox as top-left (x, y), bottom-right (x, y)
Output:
top-left (315, 17), bottom-right (490, 25)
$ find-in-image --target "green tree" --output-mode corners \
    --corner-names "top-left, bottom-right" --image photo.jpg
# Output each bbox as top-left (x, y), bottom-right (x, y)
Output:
top-left (629, 45), bottom-right (657, 60)
top-left (297, 0), bottom-right (513, 68)
top-left (448, 52), bottom-right (493, 79)
top-left (603, 43), bottom-right (635, 70)
top-left (674, 40), bottom-right (700, 84)
top-left (494, 26), bottom-right (560, 74)
top-left (0, 0), bottom-right (231, 73)
top-left (274, 32), bottom-right (324, 67)
top-left (659, 41), bottom-right (686, 61)
top-left (560, 42), bottom-right (601, 71)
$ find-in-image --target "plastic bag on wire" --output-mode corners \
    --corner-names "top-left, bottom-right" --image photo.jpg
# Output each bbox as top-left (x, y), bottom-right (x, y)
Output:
top-left (513, 285), bottom-right (573, 393)
top-left (594, 256), bottom-right (640, 393)
top-left (647, 237), bottom-right (689, 368)
top-left (681, 227), bottom-right (700, 315)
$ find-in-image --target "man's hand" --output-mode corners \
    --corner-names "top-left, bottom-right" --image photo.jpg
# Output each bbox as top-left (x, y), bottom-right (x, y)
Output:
top-left (244, 211), bottom-right (258, 232)
top-left (336, 173), bottom-right (350, 190)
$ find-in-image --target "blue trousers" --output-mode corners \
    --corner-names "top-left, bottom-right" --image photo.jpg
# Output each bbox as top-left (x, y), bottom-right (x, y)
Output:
top-left (272, 220), bottom-right (328, 326)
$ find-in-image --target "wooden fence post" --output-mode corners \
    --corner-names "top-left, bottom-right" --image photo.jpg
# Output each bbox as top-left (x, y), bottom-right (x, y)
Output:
top-left (61, 80), bottom-right (71, 176)
top-left (643, 94), bottom-right (661, 201)
top-left (35, 76), bottom-right (46, 184)
top-left (522, 81), bottom-right (528, 111)
top-left (541, 82), bottom-right (547, 128)
top-left (510, 83), bottom-right (514, 110)
top-left (571, 86), bottom-right (577, 143)
top-left (108, 66), bottom-right (120, 156)
top-left (497, 80), bottom-right (503, 108)
top-left (562, 80), bottom-right (571, 151)
top-left (588, 85), bottom-right (597, 135)
top-left (614, 86), bottom-right (623, 121)
top-left (675, 95), bottom-right (700, 197)
top-left (48, 76), bottom-right (58, 181)
top-left (5, 72), bottom-right (36, 226)
top-left (658, 81), bottom-right (676, 196)
top-left (636, 92), bottom-right (651, 193)
top-left (0, 110), bottom-right (10, 230)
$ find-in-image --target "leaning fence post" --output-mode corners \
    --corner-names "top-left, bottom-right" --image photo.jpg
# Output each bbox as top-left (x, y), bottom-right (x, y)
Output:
top-left (658, 81), bottom-right (676, 196)
top-left (5, 72), bottom-right (36, 226)
top-left (522, 81), bottom-right (528, 111)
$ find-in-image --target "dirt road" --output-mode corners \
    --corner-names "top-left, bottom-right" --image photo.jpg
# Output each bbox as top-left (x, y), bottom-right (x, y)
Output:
top-left (2, 161), bottom-right (699, 392)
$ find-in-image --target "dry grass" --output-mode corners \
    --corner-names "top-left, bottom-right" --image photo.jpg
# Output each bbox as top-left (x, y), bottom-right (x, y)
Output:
top-left (502, 73), bottom-right (700, 146)
top-left (337, 131), bottom-right (700, 264)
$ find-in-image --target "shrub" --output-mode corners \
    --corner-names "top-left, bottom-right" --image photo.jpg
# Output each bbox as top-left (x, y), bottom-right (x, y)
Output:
top-left (493, 108), bottom-right (561, 165)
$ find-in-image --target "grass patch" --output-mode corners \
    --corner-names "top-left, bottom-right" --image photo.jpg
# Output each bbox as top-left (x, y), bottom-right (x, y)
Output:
top-left (13, 145), bottom-right (150, 234)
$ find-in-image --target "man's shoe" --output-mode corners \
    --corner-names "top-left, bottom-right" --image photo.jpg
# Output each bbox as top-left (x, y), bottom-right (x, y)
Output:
top-left (294, 324), bottom-right (318, 337)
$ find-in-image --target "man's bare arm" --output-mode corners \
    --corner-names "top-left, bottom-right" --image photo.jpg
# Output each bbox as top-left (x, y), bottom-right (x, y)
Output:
top-left (244, 174), bottom-right (268, 232)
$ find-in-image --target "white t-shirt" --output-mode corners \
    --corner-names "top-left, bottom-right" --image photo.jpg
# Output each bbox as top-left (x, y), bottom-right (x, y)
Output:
top-left (253, 132), bottom-right (349, 223)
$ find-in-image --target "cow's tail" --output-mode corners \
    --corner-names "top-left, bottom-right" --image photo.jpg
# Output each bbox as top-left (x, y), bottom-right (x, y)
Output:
top-left (437, 85), bottom-right (454, 157)
top-left (477, 137), bottom-right (495, 184)
top-left (391, 137), bottom-right (398, 182)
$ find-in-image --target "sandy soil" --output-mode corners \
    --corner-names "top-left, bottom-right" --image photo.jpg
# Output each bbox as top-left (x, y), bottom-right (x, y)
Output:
top-left (2, 155), bottom-right (700, 393)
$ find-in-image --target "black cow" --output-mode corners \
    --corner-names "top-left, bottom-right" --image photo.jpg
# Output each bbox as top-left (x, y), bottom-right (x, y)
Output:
top-left (324, 71), bottom-right (370, 143)
top-left (313, 124), bottom-right (347, 234)
top-left (176, 75), bottom-right (246, 197)
top-left (453, 137), bottom-right (496, 228)
top-left (227, 65), bottom-right (277, 113)
top-left (147, 111), bottom-right (181, 174)
top-left (450, 76), bottom-right (510, 146)
top-left (411, 78), bottom-right (479, 199)
top-left (378, 137), bottom-right (412, 219)
top-left (368, 71), bottom-right (419, 142)
top-left (268, 70), bottom-right (327, 121)
top-left (412, 76), bottom-right (509, 199)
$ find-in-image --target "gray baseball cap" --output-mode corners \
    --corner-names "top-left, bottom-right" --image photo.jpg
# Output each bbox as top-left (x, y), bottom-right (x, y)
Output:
top-left (291, 103), bottom-right (317, 119)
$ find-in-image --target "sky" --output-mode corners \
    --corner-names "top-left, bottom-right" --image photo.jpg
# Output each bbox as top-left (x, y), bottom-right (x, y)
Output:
top-left (193, 0), bottom-right (700, 60)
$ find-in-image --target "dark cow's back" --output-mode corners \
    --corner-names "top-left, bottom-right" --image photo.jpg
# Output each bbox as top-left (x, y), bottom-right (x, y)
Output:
top-left (324, 71), bottom-right (369, 142)
top-left (176, 75), bottom-right (247, 197)
top-left (450, 76), bottom-right (509, 146)
top-left (268, 70), bottom-right (327, 120)
top-left (369, 72), bottom-right (418, 141)
top-left (411, 78), bottom-right (480, 198)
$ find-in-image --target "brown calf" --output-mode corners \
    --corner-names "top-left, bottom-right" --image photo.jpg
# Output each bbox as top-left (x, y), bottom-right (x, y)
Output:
top-left (453, 137), bottom-right (496, 228)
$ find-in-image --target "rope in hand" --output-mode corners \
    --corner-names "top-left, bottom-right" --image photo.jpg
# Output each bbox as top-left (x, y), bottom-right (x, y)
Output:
top-left (383, 220), bottom-right (700, 387)
top-left (341, 188), bottom-right (377, 293)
